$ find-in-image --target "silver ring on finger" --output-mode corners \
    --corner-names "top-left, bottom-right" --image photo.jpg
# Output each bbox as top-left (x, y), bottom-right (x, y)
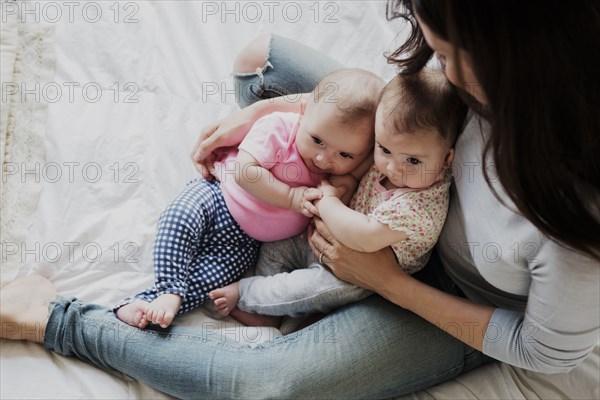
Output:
top-left (319, 252), bottom-right (325, 264)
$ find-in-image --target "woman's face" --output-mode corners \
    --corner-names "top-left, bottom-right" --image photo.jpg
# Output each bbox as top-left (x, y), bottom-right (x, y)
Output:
top-left (415, 14), bottom-right (487, 105)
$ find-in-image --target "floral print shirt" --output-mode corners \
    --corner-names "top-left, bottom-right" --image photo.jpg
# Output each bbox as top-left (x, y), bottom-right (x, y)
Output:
top-left (349, 166), bottom-right (451, 274)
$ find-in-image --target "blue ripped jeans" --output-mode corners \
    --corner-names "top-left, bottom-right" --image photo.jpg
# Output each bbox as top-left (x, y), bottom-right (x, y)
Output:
top-left (43, 34), bottom-right (488, 399)
top-left (232, 34), bottom-right (344, 108)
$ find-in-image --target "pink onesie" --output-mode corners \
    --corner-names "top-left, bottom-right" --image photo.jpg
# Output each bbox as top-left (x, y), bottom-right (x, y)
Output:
top-left (213, 112), bottom-right (326, 242)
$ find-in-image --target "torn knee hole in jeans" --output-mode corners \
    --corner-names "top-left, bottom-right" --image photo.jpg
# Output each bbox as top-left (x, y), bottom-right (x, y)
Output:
top-left (232, 60), bottom-right (274, 85)
top-left (231, 35), bottom-right (274, 83)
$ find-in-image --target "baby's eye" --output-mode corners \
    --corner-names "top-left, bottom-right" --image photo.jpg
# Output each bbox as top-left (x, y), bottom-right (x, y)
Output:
top-left (378, 145), bottom-right (391, 155)
top-left (312, 136), bottom-right (323, 145)
top-left (407, 158), bottom-right (421, 165)
top-left (339, 152), bottom-right (353, 159)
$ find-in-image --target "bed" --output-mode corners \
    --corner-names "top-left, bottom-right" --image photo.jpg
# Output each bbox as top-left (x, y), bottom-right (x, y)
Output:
top-left (1, 1), bottom-right (598, 399)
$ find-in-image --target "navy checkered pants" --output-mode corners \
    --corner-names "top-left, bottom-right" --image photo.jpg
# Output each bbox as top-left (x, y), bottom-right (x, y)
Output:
top-left (116, 179), bottom-right (260, 315)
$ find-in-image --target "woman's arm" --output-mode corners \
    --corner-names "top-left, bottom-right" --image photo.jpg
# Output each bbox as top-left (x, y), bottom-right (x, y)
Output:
top-left (192, 94), bottom-right (310, 178)
top-left (309, 218), bottom-right (494, 352)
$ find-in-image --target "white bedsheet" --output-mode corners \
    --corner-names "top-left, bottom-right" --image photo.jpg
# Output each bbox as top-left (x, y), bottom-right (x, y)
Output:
top-left (4, 0), bottom-right (400, 301)
top-left (1, 1), bottom-right (598, 399)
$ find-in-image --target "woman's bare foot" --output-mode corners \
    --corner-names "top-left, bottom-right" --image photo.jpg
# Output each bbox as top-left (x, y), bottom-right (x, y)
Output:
top-left (0, 275), bottom-right (57, 343)
top-left (144, 293), bottom-right (181, 328)
top-left (115, 300), bottom-right (151, 329)
top-left (230, 307), bottom-right (282, 328)
top-left (209, 282), bottom-right (239, 316)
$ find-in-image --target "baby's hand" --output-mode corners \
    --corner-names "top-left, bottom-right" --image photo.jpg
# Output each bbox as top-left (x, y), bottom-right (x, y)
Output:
top-left (291, 187), bottom-right (322, 217)
top-left (328, 174), bottom-right (359, 205)
top-left (318, 179), bottom-right (347, 199)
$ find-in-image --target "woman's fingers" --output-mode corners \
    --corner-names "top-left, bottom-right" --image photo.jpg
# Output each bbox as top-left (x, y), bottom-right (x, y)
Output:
top-left (307, 226), bottom-right (320, 257)
top-left (313, 218), bottom-right (336, 246)
top-left (192, 105), bottom-right (257, 177)
top-left (192, 123), bottom-right (220, 178)
top-left (193, 123), bottom-right (219, 161)
top-left (204, 155), bottom-right (218, 182)
top-left (311, 219), bottom-right (402, 293)
top-left (310, 218), bottom-right (339, 261)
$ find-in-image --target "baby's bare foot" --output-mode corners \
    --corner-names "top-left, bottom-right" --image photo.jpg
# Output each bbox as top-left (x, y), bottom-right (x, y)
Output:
top-left (115, 300), bottom-right (150, 329)
top-left (145, 293), bottom-right (181, 328)
top-left (209, 282), bottom-right (239, 316)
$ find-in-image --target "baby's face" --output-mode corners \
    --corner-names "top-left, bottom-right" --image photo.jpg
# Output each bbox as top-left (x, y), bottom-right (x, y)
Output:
top-left (374, 108), bottom-right (453, 189)
top-left (296, 101), bottom-right (373, 175)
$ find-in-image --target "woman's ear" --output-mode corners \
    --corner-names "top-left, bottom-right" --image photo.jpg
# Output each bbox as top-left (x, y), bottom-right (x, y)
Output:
top-left (444, 148), bottom-right (455, 168)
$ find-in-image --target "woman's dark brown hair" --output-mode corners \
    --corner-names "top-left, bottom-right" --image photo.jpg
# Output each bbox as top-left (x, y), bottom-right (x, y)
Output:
top-left (386, 0), bottom-right (600, 261)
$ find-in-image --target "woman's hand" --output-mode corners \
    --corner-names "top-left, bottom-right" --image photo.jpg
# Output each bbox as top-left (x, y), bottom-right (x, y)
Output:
top-left (309, 218), bottom-right (495, 352)
top-left (308, 217), bottom-right (403, 294)
top-left (191, 110), bottom-right (256, 178)
top-left (191, 94), bottom-right (309, 179)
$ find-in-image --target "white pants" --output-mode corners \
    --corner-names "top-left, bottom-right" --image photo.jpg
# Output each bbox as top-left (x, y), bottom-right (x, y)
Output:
top-left (238, 235), bottom-right (372, 317)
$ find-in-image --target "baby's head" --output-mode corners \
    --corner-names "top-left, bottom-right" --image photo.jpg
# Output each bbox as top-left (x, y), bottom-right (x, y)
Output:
top-left (375, 69), bottom-right (467, 189)
top-left (296, 68), bottom-right (385, 175)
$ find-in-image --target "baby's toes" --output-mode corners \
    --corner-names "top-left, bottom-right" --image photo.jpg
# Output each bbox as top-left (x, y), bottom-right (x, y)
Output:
top-left (217, 306), bottom-right (230, 316)
top-left (138, 317), bottom-right (149, 329)
top-left (214, 297), bottom-right (227, 307)
top-left (161, 312), bottom-right (175, 328)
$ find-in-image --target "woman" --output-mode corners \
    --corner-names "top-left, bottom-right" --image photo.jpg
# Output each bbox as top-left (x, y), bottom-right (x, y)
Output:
top-left (2, 1), bottom-right (598, 398)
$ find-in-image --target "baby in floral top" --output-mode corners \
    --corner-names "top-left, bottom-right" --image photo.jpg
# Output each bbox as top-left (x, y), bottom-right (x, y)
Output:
top-left (210, 69), bottom-right (468, 324)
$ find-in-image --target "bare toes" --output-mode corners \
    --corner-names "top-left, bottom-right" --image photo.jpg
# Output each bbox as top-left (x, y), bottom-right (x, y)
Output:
top-left (133, 310), bottom-right (143, 325)
top-left (214, 298), bottom-right (227, 306)
top-left (145, 309), bottom-right (155, 322)
top-left (161, 312), bottom-right (175, 328)
top-left (138, 318), bottom-right (149, 329)
top-left (115, 301), bottom-right (150, 327)
top-left (217, 307), bottom-right (230, 316)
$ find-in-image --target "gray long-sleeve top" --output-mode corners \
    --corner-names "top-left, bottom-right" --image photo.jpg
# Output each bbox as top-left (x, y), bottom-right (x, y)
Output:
top-left (437, 115), bottom-right (599, 373)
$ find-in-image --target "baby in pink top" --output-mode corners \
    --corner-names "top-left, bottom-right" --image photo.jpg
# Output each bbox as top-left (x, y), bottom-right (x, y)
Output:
top-left (213, 112), bottom-right (329, 241)
top-left (212, 68), bottom-right (385, 241)
top-left (115, 68), bottom-right (384, 329)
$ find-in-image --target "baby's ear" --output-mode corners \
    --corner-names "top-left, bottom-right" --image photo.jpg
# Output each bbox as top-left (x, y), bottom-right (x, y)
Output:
top-left (444, 148), bottom-right (455, 168)
top-left (299, 99), bottom-right (307, 116)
